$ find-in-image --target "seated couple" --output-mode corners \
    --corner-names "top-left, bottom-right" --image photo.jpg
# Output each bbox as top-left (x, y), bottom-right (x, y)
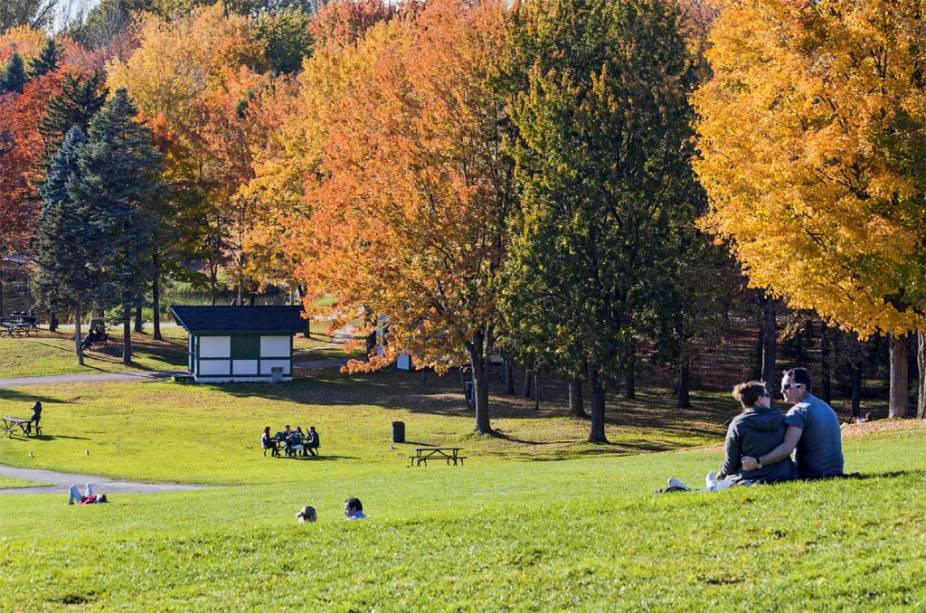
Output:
top-left (669, 368), bottom-right (844, 492)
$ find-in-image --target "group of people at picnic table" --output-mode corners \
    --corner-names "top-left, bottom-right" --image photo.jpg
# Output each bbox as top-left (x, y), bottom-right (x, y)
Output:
top-left (261, 424), bottom-right (320, 457)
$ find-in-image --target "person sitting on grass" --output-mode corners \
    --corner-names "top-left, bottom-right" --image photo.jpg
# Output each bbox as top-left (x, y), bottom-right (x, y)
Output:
top-left (344, 497), bottom-right (367, 520)
top-left (261, 426), bottom-right (279, 457)
top-left (306, 426), bottom-right (320, 457)
top-left (741, 368), bottom-right (844, 479)
top-left (667, 381), bottom-right (796, 492)
top-left (296, 505), bottom-right (317, 523)
top-left (67, 484), bottom-right (108, 505)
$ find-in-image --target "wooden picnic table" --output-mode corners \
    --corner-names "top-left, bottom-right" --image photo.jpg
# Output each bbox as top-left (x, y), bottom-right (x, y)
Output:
top-left (410, 447), bottom-right (465, 467)
top-left (2, 416), bottom-right (38, 438)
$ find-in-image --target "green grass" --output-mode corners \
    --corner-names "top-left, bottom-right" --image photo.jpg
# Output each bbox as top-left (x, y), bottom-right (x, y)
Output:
top-left (0, 427), bottom-right (924, 610)
top-left (0, 325), bottom-right (189, 377)
top-left (0, 373), bottom-right (924, 610)
top-left (0, 372), bottom-right (722, 484)
top-left (0, 475), bottom-right (45, 488)
top-left (0, 320), bottom-right (364, 378)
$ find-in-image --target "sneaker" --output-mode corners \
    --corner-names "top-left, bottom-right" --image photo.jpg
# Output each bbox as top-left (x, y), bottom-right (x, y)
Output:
top-left (705, 471), bottom-right (718, 489)
top-left (667, 477), bottom-right (690, 491)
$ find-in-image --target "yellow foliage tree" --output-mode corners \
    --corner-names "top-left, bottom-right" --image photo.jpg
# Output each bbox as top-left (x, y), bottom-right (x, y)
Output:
top-left (694, 0), bottom-right (926, 339)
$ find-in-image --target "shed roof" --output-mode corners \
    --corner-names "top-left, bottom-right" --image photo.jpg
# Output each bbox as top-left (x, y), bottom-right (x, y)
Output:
top-left (170, 305), bottom-right (306, 334)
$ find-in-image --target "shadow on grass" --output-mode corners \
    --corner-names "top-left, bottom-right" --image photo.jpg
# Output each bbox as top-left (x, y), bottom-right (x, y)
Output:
top-left (840, 470), bottom-right (925, 480)
top-left (204, 371), bottom-right (732, 443)
top-left (269, 455), bottom-right (358, 462)
top-left (0, 389), bottom-right (72, 404)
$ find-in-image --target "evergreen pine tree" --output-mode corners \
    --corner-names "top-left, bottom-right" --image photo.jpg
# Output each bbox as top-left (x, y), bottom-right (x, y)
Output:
top-left (39, 72), bottom-right (108, 163)
top-left (0, 53), bottom-right (27, 94)
top-left (27, 39), bottom-right (60, 78)
top-left (71, 88), bottom-right (163, 364)
top-left (33, 127), bottom-right (97, 364)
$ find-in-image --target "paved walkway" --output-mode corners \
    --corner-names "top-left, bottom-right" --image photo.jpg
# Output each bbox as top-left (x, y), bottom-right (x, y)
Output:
top-left (0, 371), bottom-right (184, 388)
top-left (0, 464), bottom-right (213, 495)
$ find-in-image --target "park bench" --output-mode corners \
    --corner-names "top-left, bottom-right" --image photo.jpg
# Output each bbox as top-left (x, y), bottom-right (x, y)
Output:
top-left (2, 416), bottom-right (40, 438)
top-left (410, 447), bottom-right (465, 467)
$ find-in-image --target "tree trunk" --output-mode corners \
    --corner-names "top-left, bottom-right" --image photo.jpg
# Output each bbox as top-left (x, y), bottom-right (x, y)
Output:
top-left (134, 297), bottom-right (143, 333)
top-left (889, 332), bottom-right (908, 419)
top-left (588, 366), bottom-right (607, 443)
top-left (752, 318), bottom-right (763, 381)
top-left (122, 299), bottom-right (132, 365)
top-left (624, 345), bottom-right (635, 400)
top-left (851, 361), bottom-right (862, 419)
top-left (918, 331), bottom-right (926, 419)
top-left (0, 246), bottom-right (5, 317)
top-left (761, 296), bottom-right (777, 386)
top-left (677, 361), bottom-right (691, 408)
top-left (152, 253), bottom-right (162, 340)
top-left (521, 370), bottom-right (532, 398)
top-left (820, 324), bottom-right (832, 403)
top-left (503, 361), bottom-right (515, 395)
top-left (74, 305), bottom-right (84, 365)
top-left (49, 310), bottom-right (58, 331)
top-left (569, 378), bottom-right (586, 418)
top-left (533, 370), bottom-right (540, 411)
top-left (468, 332), bottom-right (492, 434)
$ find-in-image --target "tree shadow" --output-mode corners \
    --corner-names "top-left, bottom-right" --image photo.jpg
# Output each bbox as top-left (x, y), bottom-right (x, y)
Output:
top-left (838, 470), bottom-right (925, 481)
top-left (0, 389), bottom-right (72, 404)
top-left (271, 454), bottom-right (357, 462)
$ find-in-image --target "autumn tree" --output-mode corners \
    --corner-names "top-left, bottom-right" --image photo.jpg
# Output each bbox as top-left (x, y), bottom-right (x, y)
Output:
top-left (243, 0), bottom-right (396, 294)
top-left (502, 0), bottom-right (698, 442)
top-left (694, 0), bottom-right (926, 417)
top-left (108, 3), bottom-right (269, 312)
top-left (296, 0), bottom-right (514, 434)
top-left (0, 66), bottom-right (64, 314)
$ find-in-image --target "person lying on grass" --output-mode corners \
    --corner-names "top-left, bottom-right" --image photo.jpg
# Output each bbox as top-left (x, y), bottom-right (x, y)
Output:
top-left (741, 368), bottom-right (844, 480)
top-left (667, 381), bottom-right (796, 492)
top-left (67, 484), bottom-right (108, 505)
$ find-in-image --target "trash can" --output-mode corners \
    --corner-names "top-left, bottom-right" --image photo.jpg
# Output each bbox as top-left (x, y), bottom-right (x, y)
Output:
top-left (270, 367), bottom-right (284, 384)
top-left (392, 421), bottom-right (405, 444)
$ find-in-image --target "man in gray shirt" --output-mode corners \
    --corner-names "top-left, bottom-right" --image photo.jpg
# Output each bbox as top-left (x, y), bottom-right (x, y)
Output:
top-left (742, 367), bottom-right (844, 478)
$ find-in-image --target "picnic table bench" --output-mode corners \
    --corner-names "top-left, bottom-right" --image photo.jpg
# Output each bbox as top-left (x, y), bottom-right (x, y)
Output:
top-left (410, 447), bottom-right (465, 467)
top-left (0, 318), bottom-right (39, 337)
top-left (2, 416), bottom-right (40, 438)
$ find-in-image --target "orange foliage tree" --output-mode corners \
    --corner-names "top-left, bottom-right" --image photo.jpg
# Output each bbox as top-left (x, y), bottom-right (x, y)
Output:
top-left (0, 68), bottom-right (64, 313)
top-left (292, 0), bottom-right (515, 434)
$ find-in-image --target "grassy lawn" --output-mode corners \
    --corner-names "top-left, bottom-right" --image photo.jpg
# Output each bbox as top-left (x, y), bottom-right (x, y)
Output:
top-left (0, 373), bottom-right (924, 610)
top-left (0, 325), bottom-right (188, 377)
top-left (0, 424), bottom-right (923, 609)
top-left (0, 371), bottom-right (724, 484)
top-left (0, 475), bottom-right (45, 488)
top-left (0, 320), bottom-right (364, 378)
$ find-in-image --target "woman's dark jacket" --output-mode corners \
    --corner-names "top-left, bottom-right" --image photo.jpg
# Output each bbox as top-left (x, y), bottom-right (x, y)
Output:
top-left (720, 406), bottom-right (797, 483)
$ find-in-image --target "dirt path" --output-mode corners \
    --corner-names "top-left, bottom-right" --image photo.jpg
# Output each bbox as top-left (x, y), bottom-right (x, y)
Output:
top-left (0, 464), bottom-right (214, 495)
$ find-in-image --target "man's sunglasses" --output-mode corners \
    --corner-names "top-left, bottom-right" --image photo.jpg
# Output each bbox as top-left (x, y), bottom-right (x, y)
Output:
top-left (782, 383), bottom-right (804, 390)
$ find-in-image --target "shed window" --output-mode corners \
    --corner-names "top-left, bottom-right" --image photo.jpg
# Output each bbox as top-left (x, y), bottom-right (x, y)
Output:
top-left (231, 335), bottom-right (260, 359)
